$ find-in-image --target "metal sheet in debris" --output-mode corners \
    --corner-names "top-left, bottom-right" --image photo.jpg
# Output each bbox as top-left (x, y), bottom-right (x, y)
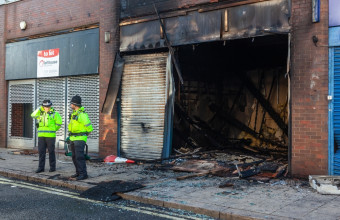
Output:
top-left (309, 175), bottom-right (340, 195)
top-left (120, 53), bottom-right (168, 160)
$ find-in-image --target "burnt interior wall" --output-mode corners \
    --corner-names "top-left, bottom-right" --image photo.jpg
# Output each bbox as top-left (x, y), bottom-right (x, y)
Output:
top-left (173, 35), bottom-right (289, 157)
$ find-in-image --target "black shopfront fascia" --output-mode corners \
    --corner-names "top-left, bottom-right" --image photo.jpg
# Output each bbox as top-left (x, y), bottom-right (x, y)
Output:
top-left (5, 28), bottom-right (99, 80)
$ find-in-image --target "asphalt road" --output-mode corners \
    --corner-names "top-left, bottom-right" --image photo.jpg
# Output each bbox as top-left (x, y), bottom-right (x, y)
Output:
top-left (0, 177), bottom-right (211, 220)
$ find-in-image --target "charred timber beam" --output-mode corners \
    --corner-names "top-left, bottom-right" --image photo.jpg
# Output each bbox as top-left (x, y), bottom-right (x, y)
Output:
top-left (240, 73), bottom-right (288, 136)
top-left (177, 168), bottom-right (229, 181)
top-left (154, 4), bottom-right (184, 84)
top-left (209, 105), bottom-right (286, 149)
top-left (173, 127), bottom-right (199, 149)
top-left (175, 103), bottom-right (225, 148)
top-left (175, 103), bottom-right (246, 149)
top-left (176, 103), bottom-right (286, 149)
top-left (259, 73), bottom-right (276, 134)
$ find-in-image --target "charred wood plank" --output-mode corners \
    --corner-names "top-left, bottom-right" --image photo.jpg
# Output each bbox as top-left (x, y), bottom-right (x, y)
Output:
top-left (154, 4), bottom-right (183, 84)
top-left (209, 105), bottom-right (287, 148)
top-left (173, 127), bottom-right (199, 149)
top-left (176, 103), bottom-right (255, 150)
top-left (240, 72), bottom-right (288, 136)
top-left (176, 168), bottom-right (228, 181)
top-left (259, 73), bottom-right (276, 134)
top-left (236, 165), bottom-right (261, 178)
top-left (135, 150), bottom-right (221, 164)
top-left (236, 159), bottom-right (265, 169)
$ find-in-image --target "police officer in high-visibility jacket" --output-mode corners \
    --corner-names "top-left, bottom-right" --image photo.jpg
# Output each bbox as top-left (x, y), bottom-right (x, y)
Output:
top-left (31, 100), bottom-right (62, 173)
top-left (68, 95), bottom-right (93, 180)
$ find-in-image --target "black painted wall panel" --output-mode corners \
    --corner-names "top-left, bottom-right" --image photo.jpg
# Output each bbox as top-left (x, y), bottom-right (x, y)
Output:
top-left (5, 28), bottom-right (99, 80)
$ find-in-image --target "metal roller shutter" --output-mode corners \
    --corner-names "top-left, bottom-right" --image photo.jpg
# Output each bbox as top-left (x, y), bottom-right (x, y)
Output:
top-left (120, 53), bottom-right (168, 160)
top-left (333, 47), bottom-right (340, 175)
top-left (8, 80), bottom-right (36, 148)
top-left (37, 78), bottom-right (66, 145)
top-left (67, 75), bottom-right (100, 152)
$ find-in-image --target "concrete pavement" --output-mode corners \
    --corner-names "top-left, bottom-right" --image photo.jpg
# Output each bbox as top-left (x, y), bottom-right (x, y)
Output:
top-left (0, 148), bottom-right (339, 220)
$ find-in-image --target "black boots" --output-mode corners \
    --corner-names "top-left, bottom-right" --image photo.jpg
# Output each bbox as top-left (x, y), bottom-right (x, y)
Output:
top-left (35, 168), bottom-right (44, 173)
top-left (70, 173), bottom-right (79, 178)
top-left (36, 168), bottom-right (56, 173)
top-left (76, 175), bottom-right (88, 180)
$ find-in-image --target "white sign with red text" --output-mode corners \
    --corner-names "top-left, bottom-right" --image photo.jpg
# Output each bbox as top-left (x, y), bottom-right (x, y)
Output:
top-left (37, 48), bottom-right (59, 78)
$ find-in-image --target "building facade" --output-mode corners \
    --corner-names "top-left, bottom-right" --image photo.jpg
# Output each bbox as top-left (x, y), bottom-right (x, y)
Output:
top-left (0, 0), bottom-right (332, 177)
top-left (0, 0), bottom-right (120, 156)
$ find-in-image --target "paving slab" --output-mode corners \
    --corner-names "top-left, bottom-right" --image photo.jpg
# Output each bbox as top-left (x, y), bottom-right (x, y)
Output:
top-left (1, 148), bottom-right (340, 219)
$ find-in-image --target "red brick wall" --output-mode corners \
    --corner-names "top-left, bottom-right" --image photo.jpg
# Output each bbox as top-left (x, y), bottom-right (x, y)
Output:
top-left (0, 6), bottom-right (7, 148)
top-left (5, 0), bottom-right (98, 39)
top-left (10, 103), bottom-right (24, 137)
top-left (291, 0), bottom-right (329, 176)
top-left (98, 0), bottom-right (120, 157)
top-left (0, 0), bottom-right (119, 154)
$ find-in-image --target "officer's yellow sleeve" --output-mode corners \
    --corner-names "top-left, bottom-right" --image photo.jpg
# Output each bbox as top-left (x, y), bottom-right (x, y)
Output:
top-left (80, 113), bottom-right (93, 133)
top-left (31, 107), bottom-right (41, 119)
top-left (54, 112), bottom-right (62, 131)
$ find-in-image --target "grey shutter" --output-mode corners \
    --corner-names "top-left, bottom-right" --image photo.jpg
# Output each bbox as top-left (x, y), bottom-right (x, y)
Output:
top-left (67, 75), bottom-right (99, 152)
top-left (120, 53), bottom-right (168, 160)
top-left (333, 47), bottom-right (340, 175)
top-left (37, 78), bottom-right (66, 144)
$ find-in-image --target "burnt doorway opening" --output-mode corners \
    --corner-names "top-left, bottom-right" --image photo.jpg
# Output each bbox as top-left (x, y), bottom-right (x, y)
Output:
top-left (173, 35), bottom-right (289, 160)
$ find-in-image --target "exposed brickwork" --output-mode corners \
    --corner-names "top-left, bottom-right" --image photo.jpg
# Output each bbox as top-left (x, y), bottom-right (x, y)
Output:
top-left (5, 0), bottom-right (98, 40)
top-left (0, 6), bottom-right (7, 148)
top-left (0, 0), bottom-right (119, 155)
top-left (10, 103), bottom-right (24, 137)
top-left (290, 0), bottom-right (329, 176)
top-left (98, 0), bottom-right (120, 157)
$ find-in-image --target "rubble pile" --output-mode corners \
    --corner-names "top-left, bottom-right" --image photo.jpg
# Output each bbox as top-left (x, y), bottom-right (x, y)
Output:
top-left (148, 149), bottom-right (288, 183)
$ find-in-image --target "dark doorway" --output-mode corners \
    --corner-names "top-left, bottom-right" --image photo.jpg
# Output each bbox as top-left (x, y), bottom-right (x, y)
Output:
top-left (173, 35), bottom-right (289, 159)
top-left (11, 103), bottom-right (33, 138)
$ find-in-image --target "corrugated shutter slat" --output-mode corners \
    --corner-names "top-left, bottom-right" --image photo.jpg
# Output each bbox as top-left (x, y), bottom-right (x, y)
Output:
top-left (121, 53), bottom-right (168, 160)
top-left (334, 48), bottom-right (340, 175)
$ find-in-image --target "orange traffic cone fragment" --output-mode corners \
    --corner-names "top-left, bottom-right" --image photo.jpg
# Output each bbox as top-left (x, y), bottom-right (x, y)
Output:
top-left (104, 155), bottom-right (135, 164)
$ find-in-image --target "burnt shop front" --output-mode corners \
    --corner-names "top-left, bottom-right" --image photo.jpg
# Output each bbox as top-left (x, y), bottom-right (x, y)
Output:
top-left (107, 0), bottom-right (291, 161)
top-left (6, 28), bottom-right (100, 152)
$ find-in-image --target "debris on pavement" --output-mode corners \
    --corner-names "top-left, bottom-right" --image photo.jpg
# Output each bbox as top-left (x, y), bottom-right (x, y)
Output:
top-left (219, 181), bottom-right (234, 188)
top-left (104, 155), bottom-right (135, 164)
top-left (80, 180), bottom-right (144, 202)
top-left (9, 149), bottom-right (38, 155)
top-left (162, 150), bottom-right (288, 182)
top-left (309, 175), bottom-right (340, 195)
top-left (171, 160), bottom-right (224, 173)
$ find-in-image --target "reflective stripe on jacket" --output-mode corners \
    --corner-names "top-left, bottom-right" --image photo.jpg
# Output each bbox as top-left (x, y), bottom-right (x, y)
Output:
top-left (68, 106), bottom-right (93, 142)
top-left (31, 106), bottom-right (62, 137)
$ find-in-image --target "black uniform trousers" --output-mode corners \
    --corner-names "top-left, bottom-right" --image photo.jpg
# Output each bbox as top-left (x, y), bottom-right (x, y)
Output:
top-left (38, 137), bottom-right (56, 170)
top-left (70, 140), bottom-right (87, 176)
